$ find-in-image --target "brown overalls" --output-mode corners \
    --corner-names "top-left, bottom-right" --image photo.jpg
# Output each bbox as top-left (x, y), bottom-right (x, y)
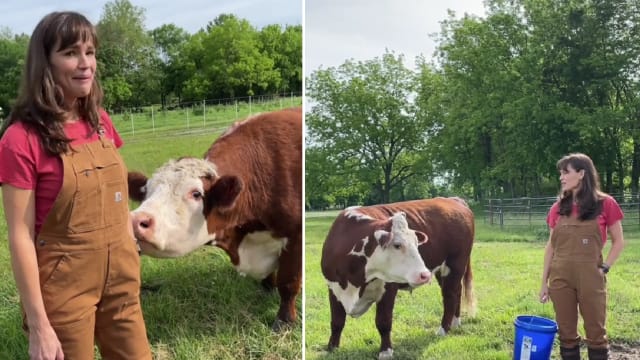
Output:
top-left (548, 216), bottom-right (608, 350)
top-left (28, 133), bottom-right (152, 359)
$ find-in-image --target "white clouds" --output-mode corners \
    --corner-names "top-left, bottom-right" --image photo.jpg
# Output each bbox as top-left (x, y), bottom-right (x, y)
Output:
top-left (304, 0), bottom-right (486, 75)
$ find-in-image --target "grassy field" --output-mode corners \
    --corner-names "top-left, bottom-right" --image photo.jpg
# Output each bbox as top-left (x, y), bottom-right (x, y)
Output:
top-left (305, 212), bottom-right (640, 360)
top-left (0, 98), bottom-right (302, 360)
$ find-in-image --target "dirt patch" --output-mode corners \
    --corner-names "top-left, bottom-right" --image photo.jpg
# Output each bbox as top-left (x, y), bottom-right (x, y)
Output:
top-left (610, 343), bottom-right (640, 360)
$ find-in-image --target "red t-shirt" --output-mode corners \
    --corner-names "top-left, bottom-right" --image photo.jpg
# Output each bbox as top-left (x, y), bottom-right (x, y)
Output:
top-left (546, 195), bottom-right (624, 244)
top-left (0, 110), bottom-right (123, 234)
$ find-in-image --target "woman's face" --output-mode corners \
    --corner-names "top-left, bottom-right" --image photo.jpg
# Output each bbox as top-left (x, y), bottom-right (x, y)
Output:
top-left (560, 164), bottom-right (584, 194)
top-left (49, 40), bottom-right (96, 108)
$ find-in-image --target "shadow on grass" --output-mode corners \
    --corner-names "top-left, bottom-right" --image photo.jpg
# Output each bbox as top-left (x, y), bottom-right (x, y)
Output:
top-left (310, 331), bottom-right (445, 360)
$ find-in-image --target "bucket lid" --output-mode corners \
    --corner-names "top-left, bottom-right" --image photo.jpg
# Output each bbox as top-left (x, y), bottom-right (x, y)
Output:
top-left (514, 315), bottom-right (558, 333)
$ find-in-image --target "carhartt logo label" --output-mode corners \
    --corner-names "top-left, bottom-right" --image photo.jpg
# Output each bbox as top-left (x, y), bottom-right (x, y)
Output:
top-left (115, 192), bottom-right (122, 202)
top-left (582, 238), bottom-right (589, 245)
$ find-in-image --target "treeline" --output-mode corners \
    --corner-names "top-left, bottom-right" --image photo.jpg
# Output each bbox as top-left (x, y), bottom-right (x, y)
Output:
top-left (306, 0), bottom-right (640, 209)
top-left (0, 0), bottom-right (301, 116)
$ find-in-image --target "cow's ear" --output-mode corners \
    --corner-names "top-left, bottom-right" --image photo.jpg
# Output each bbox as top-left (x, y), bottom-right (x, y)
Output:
top-left (128, 171), bottom-right (148, 202)
top-left (204, 175), bottom-right (243, 214)
top-left (415, 231), bottom-right (429, 246)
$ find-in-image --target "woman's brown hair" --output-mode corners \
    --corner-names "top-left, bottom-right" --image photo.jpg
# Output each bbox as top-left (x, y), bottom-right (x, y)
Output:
top-left (0, 11), bottom-right (103, 155)
top-left (556, 153), bottom-right (604, 220)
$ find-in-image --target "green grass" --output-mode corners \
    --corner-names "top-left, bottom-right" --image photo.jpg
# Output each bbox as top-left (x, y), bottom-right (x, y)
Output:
top-left (0, 98), bottom-right (302, 360)
top-left (304, 212), bottom-right (640, 360)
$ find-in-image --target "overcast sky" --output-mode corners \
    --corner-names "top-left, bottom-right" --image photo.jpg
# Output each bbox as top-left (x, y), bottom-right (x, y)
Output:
top-left (0, 0), bottom-right (301, 36)
top-left (305, 0), bottom-right (486, 76)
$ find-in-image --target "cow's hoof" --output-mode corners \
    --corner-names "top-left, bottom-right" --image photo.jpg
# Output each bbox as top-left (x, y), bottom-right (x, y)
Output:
top-left (378, 348), bottom-right (393, 359)
top-left (435, 327), bottom-right (447, 336)
top-left (271, 319), bottom-right (292, 332)
top-left (451, 316), bottom-right (461, 329)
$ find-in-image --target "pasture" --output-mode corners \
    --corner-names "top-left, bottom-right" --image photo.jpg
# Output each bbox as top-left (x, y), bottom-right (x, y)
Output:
top-left (0, 98), bottom-right (302, 360)
top-left (305, 212), bottom-right (640, 360)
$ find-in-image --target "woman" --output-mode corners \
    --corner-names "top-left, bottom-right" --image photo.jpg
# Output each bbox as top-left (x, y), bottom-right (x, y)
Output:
top-left (0, 11), bottom-right (152, 359)
top-left (539, 153), bottom-right (625, 360)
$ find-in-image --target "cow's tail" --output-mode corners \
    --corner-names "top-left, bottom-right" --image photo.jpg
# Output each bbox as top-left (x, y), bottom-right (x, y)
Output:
top-left (462, 257), bottom-right (477, 317)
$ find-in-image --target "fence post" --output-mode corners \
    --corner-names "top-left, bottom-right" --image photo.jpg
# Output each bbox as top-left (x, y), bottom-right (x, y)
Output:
top-left (151, 105), bottom-right (155, 133)
top-left (129, 109), bottom-right (134, 136)
top-left (249, 95), bottom-right (252, 115)
top-left (489, 199), bottom-right (493, 226)
top-left (499, 198), bottom-right (504, 229)
top-left (203, 100), bottom-right (206, 127)
top-left (186, 107), bottom-right (190, 129)
top-left (528, 198), bottom-right (532, 227)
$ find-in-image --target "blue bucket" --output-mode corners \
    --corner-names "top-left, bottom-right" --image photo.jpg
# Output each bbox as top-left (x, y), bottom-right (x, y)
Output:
top-left (513, 315), bottom-right (558, 360)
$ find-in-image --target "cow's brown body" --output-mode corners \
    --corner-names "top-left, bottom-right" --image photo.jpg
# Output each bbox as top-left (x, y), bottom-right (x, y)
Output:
top-left (321, 197), bottom-right (475, 356)
top-left (204, 108), bottom-right (302, 328)
top-left (129, 108), bottom-right (302, 329)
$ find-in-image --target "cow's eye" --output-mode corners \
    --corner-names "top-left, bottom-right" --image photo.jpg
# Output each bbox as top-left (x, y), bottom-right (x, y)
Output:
top-left (393, 243), bottom-right (402, 250)
top-left (192, 191), bottom-right (203, 200)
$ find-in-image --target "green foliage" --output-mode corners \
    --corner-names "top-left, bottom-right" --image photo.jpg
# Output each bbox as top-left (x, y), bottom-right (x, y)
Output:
top-left (0, 32), bottom-right (27, 114)
top-left (0, 1), bottom-right (301, 114)
top-left (305, 0), bottom-right (640, 210)
top-left (97, 0), bottom-right (158, 109)
top-left (307, 51), bottom-right (430, 205)
top-left (422, 0), bottom-right (640, 199)
top-left (200, 14), bottom-right (281, 98)
top-left (260, 24), bottom-right (303, 93)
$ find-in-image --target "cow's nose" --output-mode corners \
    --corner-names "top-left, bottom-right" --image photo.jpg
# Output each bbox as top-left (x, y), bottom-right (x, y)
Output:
top-left (132, 211), bottom-right (155, 239)
top-left (419, 271), bottom-right (432, 284)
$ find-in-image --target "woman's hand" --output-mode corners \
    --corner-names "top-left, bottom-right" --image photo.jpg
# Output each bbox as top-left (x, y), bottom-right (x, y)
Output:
top-left (539, 283), bottom-right (549, 303)
top-left (28, 322), bottom-right (64, 360)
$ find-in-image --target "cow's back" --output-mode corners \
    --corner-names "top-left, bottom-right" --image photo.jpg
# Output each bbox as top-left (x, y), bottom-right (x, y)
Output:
top-left (204, 108), bottom-right (302, 235)
top-left (355, 198), bottom-right (474, 269)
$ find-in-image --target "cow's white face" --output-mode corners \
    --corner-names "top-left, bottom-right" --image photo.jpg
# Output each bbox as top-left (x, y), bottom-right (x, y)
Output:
top-left (364, 212), bottom-right (431, 287)
top-left (130, 158), bottom-right (216, 257)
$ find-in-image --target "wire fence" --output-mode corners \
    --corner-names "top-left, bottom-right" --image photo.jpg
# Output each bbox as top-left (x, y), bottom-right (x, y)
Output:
top-left (109, 92), bottom-right (302, 139)
top-left (484, 194), bottom-right (640, 230)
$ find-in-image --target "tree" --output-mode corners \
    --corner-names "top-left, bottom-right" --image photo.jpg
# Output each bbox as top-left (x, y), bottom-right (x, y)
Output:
top-left (307, 51), bottom-right (429, 204)
top-left (260, 24), bottom-right (302, 94)
top-left (0, 30), bottom-right (28, 115)
top-left (421, 0), bottom-right (640, 199)
top-left (201, 14), bottom-right (280, 98)
top-left (150, 24), bottom-right (190, 107)
top-left (97, 0), bottom-right (159, 109)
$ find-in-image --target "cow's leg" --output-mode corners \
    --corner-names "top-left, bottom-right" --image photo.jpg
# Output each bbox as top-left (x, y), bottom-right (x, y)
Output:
top-left (273, 234), bottom-right (302, 331)
top-left (376, 284), bottom-right (399, 359)
top-left (260, 272), bottom-right (276, 292)
top-left (328, 289), bottom-right (346, 351)
top-left (437, 268), bottom-right (463, 335)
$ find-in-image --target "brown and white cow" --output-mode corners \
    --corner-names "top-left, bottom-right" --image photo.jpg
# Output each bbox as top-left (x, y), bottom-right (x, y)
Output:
top-left (128, 108), bottom-right (302, 330)
top-left (321, 197), bottom-right (475, 359)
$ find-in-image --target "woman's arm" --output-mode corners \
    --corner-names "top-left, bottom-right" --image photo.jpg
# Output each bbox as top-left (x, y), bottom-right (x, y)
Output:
top-left (1, 184), bottom-right (63, 359)
top-left (539, 229), bottom-right (554, 303)
top-left (604, 220), bottom-right (625, 269)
